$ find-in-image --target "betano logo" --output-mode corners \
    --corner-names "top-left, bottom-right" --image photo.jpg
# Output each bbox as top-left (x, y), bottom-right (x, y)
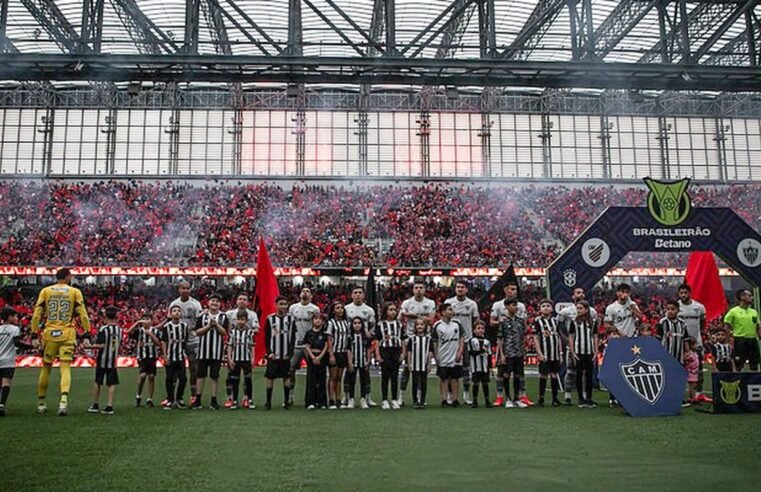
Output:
top-left (644, 177), bottom-right (693, 226)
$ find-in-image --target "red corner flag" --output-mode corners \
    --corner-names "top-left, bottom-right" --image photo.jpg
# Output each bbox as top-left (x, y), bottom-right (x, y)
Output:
top-left (254, 237), bottom-right (279, 364)
top-left (685, 252), bottom-right (728, 321)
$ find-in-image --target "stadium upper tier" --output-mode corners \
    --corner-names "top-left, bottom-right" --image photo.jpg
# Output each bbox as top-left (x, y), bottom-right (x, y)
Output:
top-left (0, 181), bottom-right (758, 268)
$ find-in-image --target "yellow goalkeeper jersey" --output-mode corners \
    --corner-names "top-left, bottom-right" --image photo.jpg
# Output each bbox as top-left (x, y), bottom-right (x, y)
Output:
top-left (31, 283), bottom-right (91, 342)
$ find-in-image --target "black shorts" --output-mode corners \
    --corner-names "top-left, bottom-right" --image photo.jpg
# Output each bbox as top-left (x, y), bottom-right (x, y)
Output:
top-left (539, 360), bottom-right (561, 376)
top-left (437, 365), bottom-right (463, 380)
top-left (0, 367), bottom-right (15, 379)
top-left (733, 338), bottom-right (760, 367)
top-left (330, 352), bottom-right (349, 369)
top-left (265, 359), bottom-right (291, 379)
top-left (231, 361), bottom-right (253, 375)
top-left (197, 359), bottom-right (222, 379)
top-left (138, 357), bottom-right (157, 375)
top-left (95, 367), bottom-right (119, 386)
top-left (471, 371), bottom-right (490, 383)
top-left (716, 361), bottom-right (733, 372)
top-left (503, 356), bottom-right (525, 377)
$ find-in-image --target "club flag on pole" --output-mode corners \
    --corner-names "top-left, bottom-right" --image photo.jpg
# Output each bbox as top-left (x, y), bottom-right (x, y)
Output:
top-left (478, 263), bottom-right (518, 313)
top-left (684, 252), bottom-right (728, 321)
top-left (254, 237), bottom-right (280, 364)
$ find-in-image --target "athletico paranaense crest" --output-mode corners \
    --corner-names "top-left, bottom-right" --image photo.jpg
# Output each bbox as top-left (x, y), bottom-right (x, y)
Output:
top-left (620, 358), bottom-right (664, 405)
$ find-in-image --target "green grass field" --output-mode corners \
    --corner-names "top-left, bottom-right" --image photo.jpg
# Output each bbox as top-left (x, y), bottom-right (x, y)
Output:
top-left (2, 368), bottom-right (760, 491)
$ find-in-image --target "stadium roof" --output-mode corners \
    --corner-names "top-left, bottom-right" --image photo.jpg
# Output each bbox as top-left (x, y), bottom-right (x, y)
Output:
top-left (1, 1), bottom-right (761, 91)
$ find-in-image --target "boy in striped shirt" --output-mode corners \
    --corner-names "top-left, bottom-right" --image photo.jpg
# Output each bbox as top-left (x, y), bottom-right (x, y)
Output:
top-left (127, 313), bottom-right (161, 408)
top-left (534, 299), bottom-right (562, 407)
top-left (192, 294), bottom-right (229, 410)
top-left (406, 318), bottom-right (432, 409)
top-left (468, 320), bottom-right (492, 408)
top-left (264, 297), bottom-right (296, 410)
top-left (226, 310), bottom-right (256, 410)
top-left (711, 329), bottom-right (735, 373)
top-left (160, 306), bottom-right (189, 409)
top-left (88, 306), bottom-right (122, 415)
top-left (656, 300), bottom-right (687, 363)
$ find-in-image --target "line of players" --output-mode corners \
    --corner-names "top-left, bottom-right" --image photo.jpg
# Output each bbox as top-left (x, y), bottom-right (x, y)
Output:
top-left (0, 273), bottom-right (751, 416)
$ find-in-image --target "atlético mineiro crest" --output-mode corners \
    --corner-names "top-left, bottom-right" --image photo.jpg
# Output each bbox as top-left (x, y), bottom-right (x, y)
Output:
top-left (744, 244), bottom-right (759, 265)
top-left (620, 358), bottom-right (664, 405)
top-left (563, 269), bottom-right (577, 288)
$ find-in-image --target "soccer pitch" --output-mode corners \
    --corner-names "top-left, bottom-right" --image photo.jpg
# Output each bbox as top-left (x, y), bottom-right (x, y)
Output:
top-left (2, 368), bottom-right (760, 491)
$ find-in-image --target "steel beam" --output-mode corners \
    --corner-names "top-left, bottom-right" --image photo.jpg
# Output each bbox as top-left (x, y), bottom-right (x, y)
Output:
top-left (0, 0), bottom-right (11, 53)
top-left (302, 0), bottom-right (366, 57)
top-left (185, 0), bottom-right (201, 55)
top-left (203, 0), bottom-right (233, 56)
top-left (594, 0), bottom-right (658, 59)
top-left (641, 1), bottom-right (741, 64)
top-left (4, 54), bottom-right (761, 91)
top-left (436, 0), bottom-right (477, 59)
top-left (81, 0), bottom-right (105, 53)
top-left (222, 0), bottom-right (282, 54)
top-left (477, 0), bottom-right (496, 59)
top-left (694, 0), bottom-right (757, 61)
top-left (385, 0), bottom-right (396, 55)
top-left (499, 0), bottom-right (566, 60)
top-left (110, 0), bottom-right (180, 54)
top-left (20, 0), bottom-right (85, 53)
top-left (703, 11), bottom-right (760, 66)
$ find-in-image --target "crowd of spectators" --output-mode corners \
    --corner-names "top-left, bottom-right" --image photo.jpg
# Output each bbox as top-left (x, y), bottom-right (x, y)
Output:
top-left (1, 180), bottom-right (760, 269)
top-left (0, 280), bottom-right (723, 359)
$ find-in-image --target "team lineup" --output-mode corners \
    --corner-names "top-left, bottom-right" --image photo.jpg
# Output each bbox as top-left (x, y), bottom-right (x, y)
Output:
top-left (0, 268), bottom-right (758, 417)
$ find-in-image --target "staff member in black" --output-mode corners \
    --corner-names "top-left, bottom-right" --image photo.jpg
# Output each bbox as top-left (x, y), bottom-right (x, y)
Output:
top-left (304, 315), bottom-right (329, 409)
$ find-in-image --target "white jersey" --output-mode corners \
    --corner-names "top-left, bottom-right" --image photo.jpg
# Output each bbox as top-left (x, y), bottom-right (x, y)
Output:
top-left (432, 319), bottom-right (464, 367)
top-left (288, 302), bottom-right (320, 347)
top-left (445, 296), bottom-right (479, 339)
top-left (345, 303), bottom-right (376, 330)
top-left (225, 308), bottom-right (260, 335)
top-left (400, 296), bottom-right (437, 335)
top-left (678, 300), bottom-right (706, 347)
top-left (168, 297), bottom-right (203, 346)
top-left (491, 299), bottom-right (527, 321)
top-left (605, 300), bottom-right (638, 338)
top-left (0, 323), bottom-right (20, 368)
top-left (558, 303), bottom-right (598, 339)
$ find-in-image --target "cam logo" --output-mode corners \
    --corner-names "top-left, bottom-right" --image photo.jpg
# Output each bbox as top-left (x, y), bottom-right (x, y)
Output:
top-left (563, 269), bottom-right (577, 288)
top-left (737, 238), bottom-right (761, 268)
top-left (644, 177), bottom-right (692, 226)
top-left (620, 358), bottom-right (664, 405)
top-left (720, 380), bottom-right (742, 405)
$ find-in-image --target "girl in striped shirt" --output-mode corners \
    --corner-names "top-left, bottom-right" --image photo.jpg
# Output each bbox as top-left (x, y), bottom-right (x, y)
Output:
top-left (327, 302), bottom-right (351, 410)
top-left (375, 303), bottom-right (406, 410)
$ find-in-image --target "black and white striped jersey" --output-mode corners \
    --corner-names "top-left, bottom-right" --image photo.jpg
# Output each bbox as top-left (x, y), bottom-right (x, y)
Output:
top-left (534, 317), bottom-right (561, 362)
top-left (468, 337), bottom-right (491, 373)
top-left (406, 334), bottom-right (432, 372)
top-left (712, 342), bottom-right (733, 363)
top-left (195, 312), bottom-right (229, 361)
top-left (134, 327), bottom-right (158, 361)
top-left (326, 318), bottom-right (351, 352)
top-left (160, 321), bottom-right (188, 363)
top-left (265, 314), bottom-right (296, 360)
top-left (96, 324), bottom-right (122, 369)
top-left (569, 319), bottom-right (597, 356)
top-left (375, 320), bottom-right (406, 349)
top-left (658, 317), bottom-right (687, 361)
top-left (228, 327), bottom-right (255, 363)
top-left (350, 331), bottom-right (369, 367)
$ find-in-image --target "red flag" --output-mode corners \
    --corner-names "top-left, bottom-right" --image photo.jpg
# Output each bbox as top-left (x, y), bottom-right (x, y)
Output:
top-left (254, 237), bottom-right (280, 364)
top-left (685, 252), bottom-right (728, 321)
